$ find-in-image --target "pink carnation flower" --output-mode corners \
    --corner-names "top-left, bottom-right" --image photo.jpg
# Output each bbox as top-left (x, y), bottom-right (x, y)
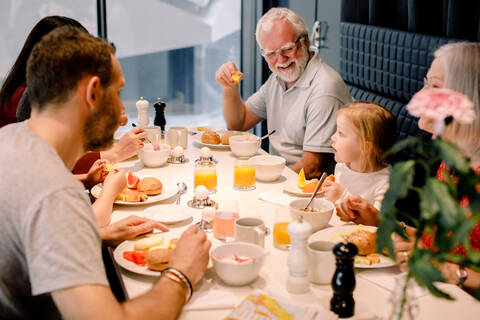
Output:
top-left (407, 88), bottom-right (476, 124)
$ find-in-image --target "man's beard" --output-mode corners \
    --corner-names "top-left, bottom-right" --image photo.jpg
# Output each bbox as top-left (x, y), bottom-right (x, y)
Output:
top-left (83, 92), bottom-right (120, 152)
top-left (271, 45), bottom-right (310, 83)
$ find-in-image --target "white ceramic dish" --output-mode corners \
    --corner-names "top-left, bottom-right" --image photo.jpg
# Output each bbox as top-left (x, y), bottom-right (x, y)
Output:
top-left (229, 135), bottom-right (261, 158)
top-left (193, 134), bottom-right (230, 149)
top-left (289, 198), bottom-right (334, 233)
top-left (211, 242), bottom-right (266, 286)
top-left (138, 143), bottom-right (171, 167)
top-left (91, 180), bottom-right (177, 206)
top-left (248, 155), bottom-right (286, 182)
top-left (283, 183), bottom-right (325, 197)
top-left (189, 126), bottom-right (224, 135)
top-left (143, 205), bottom-right (193, 224)
top-left (308, 225), bottom-right (396, 269)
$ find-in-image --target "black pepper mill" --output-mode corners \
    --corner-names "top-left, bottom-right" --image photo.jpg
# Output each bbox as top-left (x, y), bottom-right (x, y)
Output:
top-left (153, 98), bottom-right (166, 131)
top-left (330, 241), bottom-right (358, 318)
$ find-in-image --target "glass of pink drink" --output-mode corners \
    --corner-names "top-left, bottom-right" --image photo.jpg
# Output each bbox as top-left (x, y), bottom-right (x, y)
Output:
top-left (213, 200), bottom-right (239, 241)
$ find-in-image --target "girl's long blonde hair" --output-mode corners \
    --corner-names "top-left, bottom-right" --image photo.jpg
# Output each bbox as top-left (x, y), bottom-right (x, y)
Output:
top-left (434, 42), bottom-right (480, 160)
top-left (337, 102), bottom-right (396, 171)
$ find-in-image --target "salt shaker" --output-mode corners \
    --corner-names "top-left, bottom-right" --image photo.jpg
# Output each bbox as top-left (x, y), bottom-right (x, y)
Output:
top-left (286, 215), bottom-right (311, 294)
top-left (136, 97), bottom-right (149, 128)
top-left (153, 98), bottom-right (166, 131)
top-left (330, 241), bottom-right (358, 318)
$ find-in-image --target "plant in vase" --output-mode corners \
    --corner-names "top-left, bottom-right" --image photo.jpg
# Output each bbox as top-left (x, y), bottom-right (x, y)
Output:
top-left (377, 88), bottom-right (480, 318)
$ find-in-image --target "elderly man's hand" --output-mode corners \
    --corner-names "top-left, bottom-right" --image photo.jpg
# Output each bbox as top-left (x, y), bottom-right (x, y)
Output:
top-left (336, 195), bottom-right (380, 226)
top-left (169, 225), bottom-right (211, 287)
top-left (393, 225), bottom-right (416, 272)
top-left (215, 62), bottom-right (243, 89)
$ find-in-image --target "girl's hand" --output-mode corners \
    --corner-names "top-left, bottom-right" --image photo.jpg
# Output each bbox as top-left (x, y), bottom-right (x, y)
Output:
top-left (336, 195), bottom-right (380, 226)
top-left (101, 169), bottom-right (126, 198)
top-left (322, 180), bottom-right (344, 203)
top-left (85, 159), bottom-right (108, 188)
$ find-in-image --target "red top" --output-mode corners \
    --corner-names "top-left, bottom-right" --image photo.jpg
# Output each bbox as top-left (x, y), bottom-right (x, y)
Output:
top-left (73, 152), bottom-right (101, 175)
top-left (0, 83), bottom-right (26, 128)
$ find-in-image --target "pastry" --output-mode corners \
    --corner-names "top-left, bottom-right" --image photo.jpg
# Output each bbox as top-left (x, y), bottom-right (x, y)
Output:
top-left (201, 131), bottom-right (220, 145)
top-left (137, 177), bottom-right (163, 195)
top-left (347, 229), bottom-right (377, 255)
top-left (221, 132), bottom-right (238, 145)
top-left (146, 248), bottom-right (171, 271)
top-left (116, 188), bottom-right (147, 202)
top-left (134, 234), bottom-right (165, 250)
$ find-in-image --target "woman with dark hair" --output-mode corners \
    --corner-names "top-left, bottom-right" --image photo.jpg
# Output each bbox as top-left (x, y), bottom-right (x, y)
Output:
top-left (0, 16), bottom-right (87, 127)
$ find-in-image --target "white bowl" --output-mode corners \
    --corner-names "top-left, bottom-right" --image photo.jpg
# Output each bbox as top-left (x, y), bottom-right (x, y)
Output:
top-left (289, 198), bottom-right (334, 233)
top-left (138, 143), bottom-right (171, 167)
top-left (229, 135), bottom-right (260, 158)
top-left (211, 242), bottom-right (266, 286)
top-left (248, 155), bottom-right (286, 182)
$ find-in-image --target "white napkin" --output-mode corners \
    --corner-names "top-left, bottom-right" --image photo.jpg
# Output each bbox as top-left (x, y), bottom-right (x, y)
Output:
top-left (357, 268), bottom-right (451, 299)
top-left (258, 190), bottom-right (298, 207)
top-left (184, 289), bottom-right (236, 311)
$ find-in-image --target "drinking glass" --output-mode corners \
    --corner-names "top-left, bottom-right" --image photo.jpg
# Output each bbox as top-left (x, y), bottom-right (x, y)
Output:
top-left (233, 159), bottom-right (255, 191)
top-left (273, 207), bottom-right (291, 250)
top-left (194, 159), bottom-right (217, 193)
top-left (213, 200), bottom-right (239, 241)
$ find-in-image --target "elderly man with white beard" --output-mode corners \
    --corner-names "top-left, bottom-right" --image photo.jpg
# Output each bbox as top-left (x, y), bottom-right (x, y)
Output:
top-left (215, 7), bottom-right (352, 178)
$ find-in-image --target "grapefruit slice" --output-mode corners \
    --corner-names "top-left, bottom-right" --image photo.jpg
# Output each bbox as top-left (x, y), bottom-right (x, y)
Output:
top-left (126, 171), bottom-right (140, 189)
top-left (298, 168), bottom-right (306, 189)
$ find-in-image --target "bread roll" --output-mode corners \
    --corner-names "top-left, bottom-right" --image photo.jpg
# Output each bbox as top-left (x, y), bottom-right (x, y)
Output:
top-left (146, 248), bottom-right (171, 271)
top-left (116, 188), bottom-right (147, 202)
top-left (221, 132), bottom-right (237, 145)
top-left (347, 229), bottom-right (377, 255)
top-left (201, 131), bottom-right (220, 144)
top-left (137, 177), bottom-right (163, 195)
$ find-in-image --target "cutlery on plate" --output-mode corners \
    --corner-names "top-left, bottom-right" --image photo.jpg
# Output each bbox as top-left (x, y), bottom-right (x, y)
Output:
top-left (176, 182), bottom-right (187, 205)
top-left (260, 130), bottom-right (276, 140)
top-left (304, 172), bottom-right (327, 210)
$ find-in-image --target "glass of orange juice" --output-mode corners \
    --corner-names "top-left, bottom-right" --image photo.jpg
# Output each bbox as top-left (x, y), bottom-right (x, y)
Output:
top-left (273, 207), bottom-right (291, 250)
top-left (194, 159), bottom-right (217, 193)
top-left (233, 159), bottom-right (255, 191)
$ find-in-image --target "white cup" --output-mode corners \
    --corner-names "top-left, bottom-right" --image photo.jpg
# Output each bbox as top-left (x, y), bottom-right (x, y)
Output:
top-left (167, 126), bottom-right (188, 149)
top-left (234, 217), bottom-right (266, 248)
top-left (143, 126), bottom-right (162, 143)
top-left (308, 240), bottom-right (335, 284)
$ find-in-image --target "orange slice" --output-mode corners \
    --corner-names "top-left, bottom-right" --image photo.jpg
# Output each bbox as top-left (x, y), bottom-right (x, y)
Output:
top-left (302, 179), bottom-right (319, 193)
top-left (232, 71), bottom-right (241, 83)
top-left (298, 168), bottom-right (306, 189)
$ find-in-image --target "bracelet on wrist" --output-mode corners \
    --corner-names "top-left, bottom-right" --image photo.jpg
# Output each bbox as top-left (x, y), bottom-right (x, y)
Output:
top-left (162, 267), bottom-right (193, 302)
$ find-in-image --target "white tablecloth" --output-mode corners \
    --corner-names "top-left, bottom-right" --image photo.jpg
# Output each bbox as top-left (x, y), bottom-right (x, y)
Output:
top-left (110, 136), bottom-right (480, 319)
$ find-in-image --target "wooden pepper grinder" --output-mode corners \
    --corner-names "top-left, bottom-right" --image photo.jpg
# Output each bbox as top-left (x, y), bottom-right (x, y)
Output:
top-left (330, 241), bottom-right (358, 318)
top-left (286, 215), bottom-right (311, 294)
top-left (136, 97), bottom-right (149, 128)
top-left (153, 98), bottom-right (166, 131)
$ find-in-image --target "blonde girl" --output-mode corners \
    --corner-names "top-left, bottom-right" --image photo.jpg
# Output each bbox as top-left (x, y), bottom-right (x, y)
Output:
top-left (323, 102), bottom-right (396, 209)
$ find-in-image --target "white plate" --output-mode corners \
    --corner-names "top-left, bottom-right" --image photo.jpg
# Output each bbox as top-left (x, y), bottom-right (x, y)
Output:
top-left (113, 237), bottom-right (169, 276)
top-left (283, 183), bottom-right (325, 197)
top-left (143, 205), bottom-right (193, 224)
top-left (91, 179), bottom-right (177, 206)
top-left (193, 132), bottom-right (230, 149)
top-left (189, 126), bottom-right (224, 135)
top-left (308, 225), bottom-right (396, 269)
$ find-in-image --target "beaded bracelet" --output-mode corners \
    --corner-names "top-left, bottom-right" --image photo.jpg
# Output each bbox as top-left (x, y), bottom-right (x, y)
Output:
top-left (162, 267), bottom-right (193, 302)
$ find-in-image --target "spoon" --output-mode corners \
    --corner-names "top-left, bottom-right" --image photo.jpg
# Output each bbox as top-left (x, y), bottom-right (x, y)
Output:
top-left (304, 172), bottom-right (327, 210)
top-left (260, 130), bottom-right (276, 140)
top-left (132, 123), bottom-right (153, 144)
top-left (176, 182), bottom-right (187, 205)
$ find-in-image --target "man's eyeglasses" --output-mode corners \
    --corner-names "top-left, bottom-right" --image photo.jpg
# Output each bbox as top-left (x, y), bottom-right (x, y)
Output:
top-left (261, 36), bottom-right (304, 60)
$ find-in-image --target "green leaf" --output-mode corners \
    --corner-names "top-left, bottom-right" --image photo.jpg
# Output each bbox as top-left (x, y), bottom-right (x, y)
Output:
top-left (381, 160), bottom-right (415, 212)
top-left (409, 252), bottom-right (453, 300)
top-left (420, 181), bottom-right (438, 220)
top-left (423, 178), bottom-right (459, 229)
top-left (433, 139), bottom-right (470, 174)
top-left (474, 288), bottom-right (480, 301)
top-left (386, 137), bottom-right (422, 156)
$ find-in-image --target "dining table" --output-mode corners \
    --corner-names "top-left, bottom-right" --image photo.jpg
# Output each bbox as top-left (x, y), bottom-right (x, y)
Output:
top-left (108, 132), bottom-right (480, 320)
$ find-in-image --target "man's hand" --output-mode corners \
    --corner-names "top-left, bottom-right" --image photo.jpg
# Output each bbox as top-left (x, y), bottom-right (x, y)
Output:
top-left (322, 180), bottom-right (344, 203)
top-left (215, 62), bottom-right (242, 89)
top-left (103, 127), bottom-right (146, 163)
top-left (336, 195), bottom-right (380, 226)
top-left (100, 215), bottom-right (169, 247)
top-left (169, 225), bottom-right (211, 287)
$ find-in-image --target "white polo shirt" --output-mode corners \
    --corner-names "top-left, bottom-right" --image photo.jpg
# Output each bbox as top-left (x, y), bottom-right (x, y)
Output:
top-left (246, 52), bottom-right (352, 165)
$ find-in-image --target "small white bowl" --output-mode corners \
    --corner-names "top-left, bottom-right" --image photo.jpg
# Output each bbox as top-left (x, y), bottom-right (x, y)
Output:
top-left (248, 155), bottom-right (286, 182)
top-left (138, 143), bottom-right (171, 167)
top-left (229, 135), bottom-right (260, 158)
top-left (289, 198), bottom-right (334, 233)
top-left (211, 242), bottom-right (265, 286)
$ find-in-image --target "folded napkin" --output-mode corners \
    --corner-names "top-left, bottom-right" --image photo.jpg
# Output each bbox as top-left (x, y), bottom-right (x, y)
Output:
top-left (258, 190), bottom-right (299, 207)
top-left (184, 289), bottom-right (236, 311)
top-left (357, 268), bottom-right (451, 299)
